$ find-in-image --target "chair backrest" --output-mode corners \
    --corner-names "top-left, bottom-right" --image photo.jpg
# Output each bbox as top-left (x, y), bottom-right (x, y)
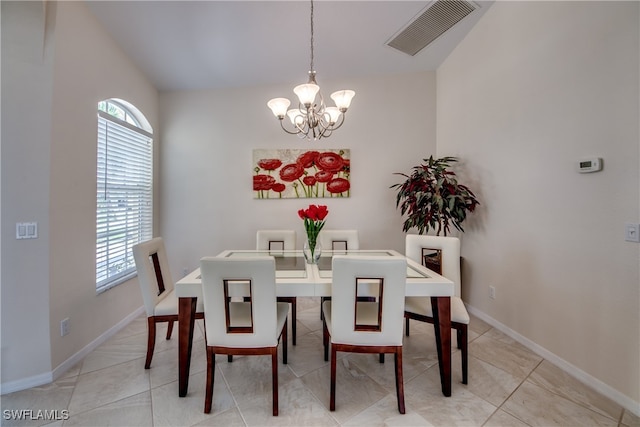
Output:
top-left (405, 235), bottom-right (461, 297)
top-left (132, 237), bottom-right (175, 316)
top-left (200, 256), bottom-right (279, 348)
top-left (319, 229), bottom-right (360, 252)
top-left (256, 230), bottom-right (296, 251)
top-left (329, 256), bottom-right (406, 346)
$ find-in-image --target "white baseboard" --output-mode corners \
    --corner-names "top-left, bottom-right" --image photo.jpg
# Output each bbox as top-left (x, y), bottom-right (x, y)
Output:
top-left (466, 304), bottom-right (640, 417)
top-left (0, 372), bottom-right (53, 395)
top-left (1, 306), bottom-right (145, 395)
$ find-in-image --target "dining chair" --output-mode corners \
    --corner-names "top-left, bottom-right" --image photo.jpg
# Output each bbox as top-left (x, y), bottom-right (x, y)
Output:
top-left (200, 256), bottom-right (289, 415)
top-left (322, 255), bottom-right (407, 413)
top-left (256, 229), bottom-right (298, 345)
top-left (318, 229), bottom-right (360, 252)
top-left (132, 237), bottom-right (204, 369)
top-left (318, 229), bottom-right (360, 320)
top-left (404, 234), bottom-right (469, 384)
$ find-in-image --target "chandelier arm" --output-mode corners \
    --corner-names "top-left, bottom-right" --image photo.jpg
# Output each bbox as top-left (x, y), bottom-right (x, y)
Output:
top-left (278, 119), bottom-right (303, 136)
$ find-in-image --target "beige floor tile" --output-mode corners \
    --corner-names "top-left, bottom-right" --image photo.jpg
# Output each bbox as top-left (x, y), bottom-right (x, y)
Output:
top-left (79, 332), bottom-right (148, 375)
top-left (1, 379), bottom-right (75, 427)
top-left (464, 353), bottom-right (524, 407)
top-left (64, 391), bottom-right (152, 426)
top-left (622, 409), bottom-right (640, 427)
top-left (528, 360), bottom-right (623, 422)
top-left (300, 359), bottom-right (391, 424)
top-left (68, 359), bottom-right (151, 414)
top-left (239, 378), bottom-right (337, 426)
top-left (405, 364), bottom-right (497, 426)
top-left (282, 330), bottom-right (332, 377)
top-left (483, 409), bottom-right (531, 427)
top-left (469, 329), bottom-right (542, 380)
top-left (148, 337), bottom-right (208, 389)
top-left (151, 369), bottom-right (235, 427)
top-left (7, 316), bottom-right (635, 427)
top-left (191, 407), bottom-right (246, 426)
top-left (342, 394), bottom-right (430, 426)
top-left (502, 381), bottom-right (618, 426)
top-left (217, 353), bottom-right (297, 410)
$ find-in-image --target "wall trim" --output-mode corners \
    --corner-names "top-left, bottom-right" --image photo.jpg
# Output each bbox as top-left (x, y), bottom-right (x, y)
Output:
top-left (1, 306), bottom-right (145, 395)
top-left (466, 305), bottom-right (640, 417)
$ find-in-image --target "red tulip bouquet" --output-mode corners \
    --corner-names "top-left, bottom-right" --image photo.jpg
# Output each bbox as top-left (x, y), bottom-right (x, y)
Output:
top-left (298, 204), bottom-right (329, 262)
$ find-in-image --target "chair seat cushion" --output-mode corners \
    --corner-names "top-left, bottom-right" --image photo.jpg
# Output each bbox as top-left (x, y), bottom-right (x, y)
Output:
top-left (154, 289), bottom-right (204, 316)
top-left (404, 296), bottom-right (469, 324)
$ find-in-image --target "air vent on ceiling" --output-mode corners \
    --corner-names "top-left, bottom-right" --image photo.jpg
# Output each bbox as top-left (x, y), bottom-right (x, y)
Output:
top-left (386, 0), bottom-right (478, 56)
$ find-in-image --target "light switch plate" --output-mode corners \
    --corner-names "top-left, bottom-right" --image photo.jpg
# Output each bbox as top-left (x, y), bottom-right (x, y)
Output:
top-left (16, 222), bottom-right (38, 239)
top-left (625, 223), bottom-right (640, 242)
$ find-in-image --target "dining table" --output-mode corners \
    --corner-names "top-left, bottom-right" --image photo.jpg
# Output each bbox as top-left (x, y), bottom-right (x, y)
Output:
top-left (174, 249), bottom-right (454, 397)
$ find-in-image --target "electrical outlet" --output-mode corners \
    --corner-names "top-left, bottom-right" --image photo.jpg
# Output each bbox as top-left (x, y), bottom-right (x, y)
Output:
top-left (60, 318), bottom-right (70, 336)
top-left (489, 286), bottom-right (496, 300)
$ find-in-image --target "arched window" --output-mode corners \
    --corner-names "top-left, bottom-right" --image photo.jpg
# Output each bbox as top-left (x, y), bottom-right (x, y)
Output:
top-left (96, 99), bottom-right (153, 293)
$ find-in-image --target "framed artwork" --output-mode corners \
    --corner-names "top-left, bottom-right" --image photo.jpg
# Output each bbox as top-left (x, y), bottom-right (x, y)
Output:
top-left (253, 149), bottom-right (350, 199)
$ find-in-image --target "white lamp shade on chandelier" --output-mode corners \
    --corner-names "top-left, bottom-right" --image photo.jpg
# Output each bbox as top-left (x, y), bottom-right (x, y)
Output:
top-left (267, 0), bottom-right (355, 141)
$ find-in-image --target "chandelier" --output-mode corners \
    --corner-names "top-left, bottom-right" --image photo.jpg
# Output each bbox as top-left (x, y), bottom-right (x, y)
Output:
top-left (267, 0), bottom-right (355, 141)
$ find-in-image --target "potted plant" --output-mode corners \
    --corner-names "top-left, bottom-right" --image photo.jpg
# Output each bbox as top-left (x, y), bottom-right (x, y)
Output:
top-left (391, 156), bottom-right (479, 269)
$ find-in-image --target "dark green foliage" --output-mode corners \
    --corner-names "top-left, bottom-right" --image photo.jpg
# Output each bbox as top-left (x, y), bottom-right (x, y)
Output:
top-left (391, 156), bottom-right (479, 236)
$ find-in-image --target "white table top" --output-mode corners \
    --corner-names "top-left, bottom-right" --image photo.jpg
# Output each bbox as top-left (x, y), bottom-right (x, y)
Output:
top-left (175, 249), bottom-right (454, 298)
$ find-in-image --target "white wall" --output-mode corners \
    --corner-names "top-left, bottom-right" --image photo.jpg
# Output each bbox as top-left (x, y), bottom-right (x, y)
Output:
top-left (437, 1), bottom-right (639, 406)
top-left (1, 1), bottom-right (159, 388)
top-left (1, 0), bottom-right (54, 385)
top-left (159, 72), bottom-right (437, 276)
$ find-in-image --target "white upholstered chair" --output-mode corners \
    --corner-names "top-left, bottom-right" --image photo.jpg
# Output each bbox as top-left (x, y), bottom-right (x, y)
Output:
top-left (319, 229), bottom-right (360, 252)
top-left (404, 234), bottom-right (469, 384)
top-left (322, 256), bottom-right (407, 413)
top-left (200, 256), bottom-right (289, 415)
top-left (132, 237), bottom-right (204, 369)
top-left (256, 230), bottom-right (298, 345)
top-left (318, 229), bottom-right (360, 320)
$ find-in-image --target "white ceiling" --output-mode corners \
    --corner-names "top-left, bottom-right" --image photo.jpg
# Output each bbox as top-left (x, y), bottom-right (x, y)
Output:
top-left (86, 0), bottom-right (493, 92)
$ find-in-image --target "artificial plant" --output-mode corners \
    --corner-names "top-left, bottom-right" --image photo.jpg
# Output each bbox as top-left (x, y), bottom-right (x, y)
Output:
top-left (391, 156), bottom-right (479, 236)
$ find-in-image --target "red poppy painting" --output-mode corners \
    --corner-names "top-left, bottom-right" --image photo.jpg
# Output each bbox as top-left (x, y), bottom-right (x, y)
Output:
top-left (253, 149), bottom-right (351, 199)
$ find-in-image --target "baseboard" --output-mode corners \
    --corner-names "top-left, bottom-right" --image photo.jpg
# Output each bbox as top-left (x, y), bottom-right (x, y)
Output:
top-left (1, 306), bottom-right (145, 395)
top-left (0, 372), bottom-right (54, 395)
top-left (465, 304), bottom-right (640, 417)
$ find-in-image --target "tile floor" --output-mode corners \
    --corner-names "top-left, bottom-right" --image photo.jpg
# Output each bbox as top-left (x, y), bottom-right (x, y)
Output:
top-left (2, 297), bottom-right (638, 427)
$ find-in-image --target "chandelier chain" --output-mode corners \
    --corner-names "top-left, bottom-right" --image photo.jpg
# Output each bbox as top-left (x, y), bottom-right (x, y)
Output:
top-left (309, 0), bottom-right (315, 73)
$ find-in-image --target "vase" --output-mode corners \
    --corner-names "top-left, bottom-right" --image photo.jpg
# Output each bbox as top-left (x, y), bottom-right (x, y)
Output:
top-left (303, 240), bottom-right (322, 264)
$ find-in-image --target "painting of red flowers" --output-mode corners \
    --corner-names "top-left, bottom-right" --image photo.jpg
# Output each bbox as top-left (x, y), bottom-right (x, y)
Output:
top-left (253, 149), bottom-right (350, 199)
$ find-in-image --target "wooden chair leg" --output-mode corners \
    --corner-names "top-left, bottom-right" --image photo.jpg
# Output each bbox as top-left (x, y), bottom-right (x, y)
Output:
top-left (282, 319), bottom-right (288, 364)
top-left (291, 299), bottom-right (297, 346)
top-left (456, 327), bottom-right (463, 349)
top-left (405, 316), bottom-right (410, 336)
top-left (379, 354), bottom-right (385, 363)
top-left (228, 355), bottom-right (233, 363)
top-left (460, 325), bottom-right (468, 384)
top-left (145, 317), bottom-right (156, 369)
top-left (323, 320), bottom-right (329, 362)
top-left (271, 349), bottom-right (279, 416)
top-left (394, 347), bottom-right (406, 414)
top-left (204, 347), bottom-right (215, 413)
top-left (330, 345), bottom-right (337, 411)
top-left (166, 320), bottom-right (174, 340)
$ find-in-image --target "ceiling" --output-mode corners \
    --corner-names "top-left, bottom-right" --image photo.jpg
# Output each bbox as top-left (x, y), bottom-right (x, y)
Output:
top-left (85, 0), bottom-right (493, 92)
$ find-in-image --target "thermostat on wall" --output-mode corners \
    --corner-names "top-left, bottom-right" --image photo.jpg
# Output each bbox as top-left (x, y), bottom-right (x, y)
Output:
top-left (577, 157), bottom-right (602, 173)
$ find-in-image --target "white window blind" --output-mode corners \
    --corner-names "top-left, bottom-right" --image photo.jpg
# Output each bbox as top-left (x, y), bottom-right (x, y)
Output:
top-left (96, 110), bottom-right (153, 293)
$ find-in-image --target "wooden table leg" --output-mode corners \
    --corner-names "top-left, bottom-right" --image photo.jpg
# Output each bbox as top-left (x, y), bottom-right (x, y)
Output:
top-left (431, 296), bottom-right (451, 397)
top-left (178, 296), bottom-right (196, 397)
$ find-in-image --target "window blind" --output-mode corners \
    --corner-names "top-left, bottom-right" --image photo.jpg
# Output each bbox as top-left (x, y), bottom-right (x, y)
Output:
top-left (96, 111), bottom-right (153, 293)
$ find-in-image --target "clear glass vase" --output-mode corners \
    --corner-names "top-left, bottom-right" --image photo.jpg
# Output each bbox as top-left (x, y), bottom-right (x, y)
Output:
top-left (303, 240), bottom-right (322, 264)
